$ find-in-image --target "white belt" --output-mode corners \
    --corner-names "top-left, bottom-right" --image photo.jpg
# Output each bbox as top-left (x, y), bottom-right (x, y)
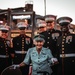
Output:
top-left (15, 51), bottom-right (27, 54)
top-left (60, 53), bottom-right (75, 58)
top-left (0, 55), bottom-right (9, 58)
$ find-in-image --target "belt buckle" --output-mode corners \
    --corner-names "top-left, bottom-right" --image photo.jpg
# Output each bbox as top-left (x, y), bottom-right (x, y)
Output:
top-left (22, 51), bottom-right (25, 54)
top-left (62, 54), bottom-right (65, 58)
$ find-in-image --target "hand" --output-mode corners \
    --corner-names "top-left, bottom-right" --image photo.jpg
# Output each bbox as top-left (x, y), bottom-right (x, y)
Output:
top-left (12, 64), bottom-right (20, 69)
top-left (51, 58), bottom-right (59, 64)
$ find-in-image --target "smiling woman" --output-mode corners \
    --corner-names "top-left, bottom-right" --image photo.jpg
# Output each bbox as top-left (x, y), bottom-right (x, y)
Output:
top-left (12, 34), bottom-right (59, 75)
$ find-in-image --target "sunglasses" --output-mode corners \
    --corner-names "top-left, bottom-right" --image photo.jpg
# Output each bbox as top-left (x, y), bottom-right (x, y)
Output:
top-left (2, 30), bottom-right (8, 33)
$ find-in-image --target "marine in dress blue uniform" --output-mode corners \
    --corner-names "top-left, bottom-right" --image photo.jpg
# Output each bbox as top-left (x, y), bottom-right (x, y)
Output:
top-left (12, 22), bottom-right (33, 75)
top-left (0, 25), bottom-right (13, 75)
top-left (40, 15), bottom-right (62, 75)
top-left (36, 16), bottom-right (47, 33)
top-left (57, 16), bottom-right (75, 75)
top-left (37, 21), bottom-right (47, 33)
top-left (15, 34), bottom-right (59, 75)
top-left (40, 15), bottom-right (62, 57)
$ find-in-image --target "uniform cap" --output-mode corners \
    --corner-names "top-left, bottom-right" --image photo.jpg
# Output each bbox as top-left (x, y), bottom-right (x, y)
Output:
top-left (17, 22), bottom-right (27, 30)
top-left (0, 25), bottom-right (10, 33)
top-left (37, 21), bottom-right (46, 28)
top-left (36, 16), bottom-right (44, 20)
top-left (38, 23), bottom-right (46, 28)
top-left (57, 16), bottom-right (72, 26)
top-left (44, 15), bottom-right (57, 23)
top-left (36, 16), bottom-right (45, 25)
top-left (33, 34), bottom-right (45, 42)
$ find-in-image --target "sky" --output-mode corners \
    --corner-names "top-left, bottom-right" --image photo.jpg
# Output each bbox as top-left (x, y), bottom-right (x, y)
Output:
top-left (0, 0), bottom-right (75, 24)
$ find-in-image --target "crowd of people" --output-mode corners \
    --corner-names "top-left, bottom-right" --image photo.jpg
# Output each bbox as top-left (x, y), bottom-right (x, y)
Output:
top-left (0, 14), bottom-right (75, 75)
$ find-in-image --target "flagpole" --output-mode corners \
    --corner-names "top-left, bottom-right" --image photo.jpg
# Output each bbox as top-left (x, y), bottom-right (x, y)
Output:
top-left (44, 0), bottom-right (46, 16)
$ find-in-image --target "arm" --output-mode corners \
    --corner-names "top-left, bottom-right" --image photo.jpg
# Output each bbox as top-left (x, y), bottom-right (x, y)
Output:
top-left (19, 48), bottom-right (31, 67)
top-left (47, 49), bottom-right (58, 65)
top-left (13, 48), bottom-right (31, 68)
top-left (19, 62), bottom-right (26, 67)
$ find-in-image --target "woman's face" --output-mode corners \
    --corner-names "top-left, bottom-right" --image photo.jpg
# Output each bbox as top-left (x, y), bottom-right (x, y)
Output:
top-left (33, 40), bottom-right (44, 49)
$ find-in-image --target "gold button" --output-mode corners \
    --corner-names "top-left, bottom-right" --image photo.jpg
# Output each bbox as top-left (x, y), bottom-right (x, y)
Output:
top-left (62, 39), bottom-right (65, 41)
top-left (22, 44), bottom-right (24, 46)
top-left (22, 47), bottom-right (24, 49)
top-left (62, 54), bottom-right (65, 57)
top-left (62, 42), bottom-right (64, 44)
top-left (5, 45), bottom-right (7, 47)
top-left (22, 46), bottom-right (24, 48)
top-left (72, 60), bottom-right (74, 62)
top-left (5, 42), bottom-right (6, 45)
top-left (62, 51), bottom-right (64, 53)
top-left (48, 37), bottom-right (50, 39)
top-left (22, 40), bottom-right (24, 42)
top-left (22, 42), bottom-right (24, 44)
top-left (63, 36), bottom-right (65, 38)
top-left (62, 45), bottom-right (64, 47)
top-left (47, 42), bottom-right (49, 44)
top-left (62, 48), bottom-right (64, 50)
top-left (48, 33), bottom-right (50, 34)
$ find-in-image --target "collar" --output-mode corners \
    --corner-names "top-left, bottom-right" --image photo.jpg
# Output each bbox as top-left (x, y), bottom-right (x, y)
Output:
top-left (32, 47), bottom-right (46, 54)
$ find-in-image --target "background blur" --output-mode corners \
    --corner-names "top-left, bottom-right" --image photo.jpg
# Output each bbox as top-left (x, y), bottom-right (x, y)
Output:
top-left (0, 0), bottom-right (75, 24)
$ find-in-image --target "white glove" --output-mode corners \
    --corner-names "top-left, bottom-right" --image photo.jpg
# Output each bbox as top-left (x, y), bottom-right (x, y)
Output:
top-left (51, 58), bottom-right (58, 64)
top-left (12, 64), bottom-right (20, 69)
